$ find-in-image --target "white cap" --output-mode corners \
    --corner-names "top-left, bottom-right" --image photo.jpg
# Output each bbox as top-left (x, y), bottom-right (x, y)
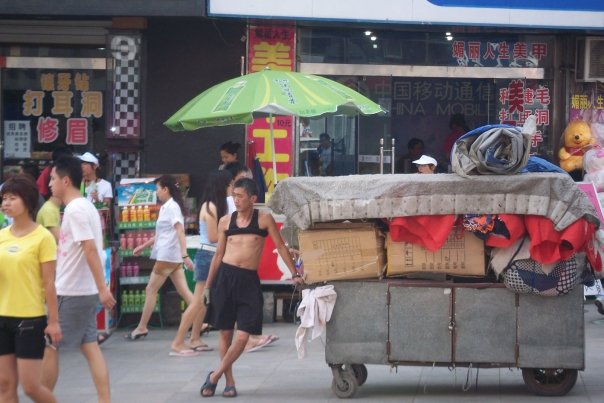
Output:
top-left (78, 152), bottom-right (99, 166)
top-left (412, 155), bottom-right (438, 166)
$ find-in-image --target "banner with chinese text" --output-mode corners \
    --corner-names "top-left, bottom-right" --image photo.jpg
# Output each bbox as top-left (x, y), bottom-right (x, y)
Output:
top-left (569, 83), bottom-right (604, 145)
top-left (246, 25), bottom-right (295, 192)
top-left (497, 79), bottom-right (553, 156)
top-left (3, 68), bottom-right (105, 155)
top-left (451, 38), bottom-right (553, 68)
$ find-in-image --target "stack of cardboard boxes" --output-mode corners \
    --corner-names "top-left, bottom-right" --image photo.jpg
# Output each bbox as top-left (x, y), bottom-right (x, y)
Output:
top-left (298, 222), bottom-right (485, 284)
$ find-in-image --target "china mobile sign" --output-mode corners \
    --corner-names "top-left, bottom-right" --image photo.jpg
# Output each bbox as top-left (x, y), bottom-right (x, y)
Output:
top-left (209, 0), bottom-right (604, 29)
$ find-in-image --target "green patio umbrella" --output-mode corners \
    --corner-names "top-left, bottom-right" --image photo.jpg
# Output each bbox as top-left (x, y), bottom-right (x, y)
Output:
top-left (164, 67), bottom-right (384, 185)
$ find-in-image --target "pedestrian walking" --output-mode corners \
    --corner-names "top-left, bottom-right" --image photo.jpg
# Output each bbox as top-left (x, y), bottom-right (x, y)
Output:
top-left (200, 178), bottom-right (304, 397)
top-left (0, 175), bottom-right (62, 403)
top-left (126, 176), bottom-right (196, 355)
top-left (170, 169), bottom-right (233, 354)
top-left (42, 157), bottom-right (116, 403)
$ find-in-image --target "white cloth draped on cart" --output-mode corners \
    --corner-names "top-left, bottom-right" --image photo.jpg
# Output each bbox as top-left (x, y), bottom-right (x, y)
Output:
top-left (295, 285), bottom-right (337, 359)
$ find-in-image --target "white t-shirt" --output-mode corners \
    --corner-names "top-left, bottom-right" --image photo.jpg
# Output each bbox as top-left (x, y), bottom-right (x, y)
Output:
top-left (226, 196), bottom-right (236, 214)
top-left (84, 178), bottom-right (113, 202)
top-left (56, 197), bottom-right (105, 296)
top-left (151, 198), bottom-right (184, 263)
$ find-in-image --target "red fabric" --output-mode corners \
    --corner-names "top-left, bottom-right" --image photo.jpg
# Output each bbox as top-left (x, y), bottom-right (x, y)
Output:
top-left (388, 215), bottom-right (457, 252)
top-left (36, 166), bottom-right (51, 198)
top-left (524, 215), bottom-right (594, 264)
top-left (485, 214), bottom-right (526, 248)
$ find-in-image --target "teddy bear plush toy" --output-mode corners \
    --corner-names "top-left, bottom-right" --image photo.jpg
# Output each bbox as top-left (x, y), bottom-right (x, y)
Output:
top-left (559, 120), bottom-right (596, 172)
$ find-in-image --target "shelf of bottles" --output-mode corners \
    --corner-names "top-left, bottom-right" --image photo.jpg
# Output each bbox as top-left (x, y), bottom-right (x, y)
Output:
top-left (120, 290), bottom-right (160, 313)
top-left (118, 203), bottom-right (160, 320)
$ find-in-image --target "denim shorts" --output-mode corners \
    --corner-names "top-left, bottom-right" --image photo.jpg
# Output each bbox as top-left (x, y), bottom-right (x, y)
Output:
top-left (194, 248), bottom-right (215, 282)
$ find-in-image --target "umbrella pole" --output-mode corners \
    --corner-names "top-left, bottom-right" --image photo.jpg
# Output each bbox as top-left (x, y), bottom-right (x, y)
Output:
top-left (270, 113), bottom-right (278, 187)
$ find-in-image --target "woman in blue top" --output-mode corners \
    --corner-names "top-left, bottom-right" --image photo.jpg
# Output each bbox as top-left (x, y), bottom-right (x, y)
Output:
top-left (170, 170), bottom-right (233, 353)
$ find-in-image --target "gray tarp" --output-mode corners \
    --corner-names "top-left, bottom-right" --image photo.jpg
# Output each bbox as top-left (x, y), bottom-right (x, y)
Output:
top-left (268, 173), bottom-right (599, 232)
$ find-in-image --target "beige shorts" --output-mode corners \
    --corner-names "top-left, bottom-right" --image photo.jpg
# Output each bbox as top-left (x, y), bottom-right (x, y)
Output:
top-left (153, 261), bottom-right (181, 277)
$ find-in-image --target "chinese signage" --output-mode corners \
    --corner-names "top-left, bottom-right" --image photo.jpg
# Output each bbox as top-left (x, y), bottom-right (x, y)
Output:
top-left (452, 39), bottom-right (549, 68)
top-left (18, 70), bottom-right (103, 147)
top-left (3, 121), bottom-right (31, 159)
top-left (246, 25), bottom-right (295, 192)
top-left (497, 79), bottom-right (551, 151)
top-left (570, 83), bottom-right (604, 145)
top-left (391, 78), bottom-right (493, 156)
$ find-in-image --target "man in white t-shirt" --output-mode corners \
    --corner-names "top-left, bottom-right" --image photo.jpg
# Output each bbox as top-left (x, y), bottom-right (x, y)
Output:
top-left (42, 156), bottom-right (116, 403)
top-left (78, 152), bottom-right (113, 207)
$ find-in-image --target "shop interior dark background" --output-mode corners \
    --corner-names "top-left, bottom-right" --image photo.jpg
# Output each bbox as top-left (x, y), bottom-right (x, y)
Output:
top-left (143, 18), bottom-right (247, 201)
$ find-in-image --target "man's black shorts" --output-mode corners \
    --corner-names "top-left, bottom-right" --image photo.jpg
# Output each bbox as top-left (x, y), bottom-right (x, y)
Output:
top-left (0, 315), bottom-right (47, 359)
top-left (208, 262), bottom-right (263, 335)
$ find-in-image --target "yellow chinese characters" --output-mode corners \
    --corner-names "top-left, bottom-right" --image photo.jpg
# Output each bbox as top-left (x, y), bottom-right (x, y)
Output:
top-left (22, 90), bottom-right (44, 117)
top-left (251, 42), bottom-right (292, 72)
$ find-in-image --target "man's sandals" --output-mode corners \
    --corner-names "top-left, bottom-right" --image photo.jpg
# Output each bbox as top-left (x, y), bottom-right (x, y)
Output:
top-left (201, 371), bottom-right (217, 397)
top-left (200, 371), bottom-right (237, 397)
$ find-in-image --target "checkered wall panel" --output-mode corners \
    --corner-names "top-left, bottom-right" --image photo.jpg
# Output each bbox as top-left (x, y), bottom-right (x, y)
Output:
top-left (112, 152), bottom-right (140, 183)
top-left (110, 35), bottom-right (141, 138)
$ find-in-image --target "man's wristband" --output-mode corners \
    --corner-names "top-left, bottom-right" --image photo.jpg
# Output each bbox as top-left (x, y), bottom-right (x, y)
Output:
top-left (182, 255), bottom-right (189, 259)
top-left (292, 272), bottom-right (302, 279)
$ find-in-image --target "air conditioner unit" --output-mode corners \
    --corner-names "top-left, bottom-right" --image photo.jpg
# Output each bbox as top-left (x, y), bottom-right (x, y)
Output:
top-left (576, 37), bottom-right (604, 82)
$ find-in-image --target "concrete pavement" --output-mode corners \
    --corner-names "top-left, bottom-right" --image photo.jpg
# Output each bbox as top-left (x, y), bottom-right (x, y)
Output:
top-left (19, 303), bottom-right (604, 402)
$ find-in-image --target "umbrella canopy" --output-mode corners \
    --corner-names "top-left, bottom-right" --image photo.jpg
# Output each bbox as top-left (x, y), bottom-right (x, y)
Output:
top-left (164, 68), bottom-right (383, 131)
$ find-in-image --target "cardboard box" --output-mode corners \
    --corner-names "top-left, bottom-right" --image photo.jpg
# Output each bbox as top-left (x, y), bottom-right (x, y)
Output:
top-left (386, 229), bottom-right (485, 277)
top-left (298, 224), bottom-right (386, 284)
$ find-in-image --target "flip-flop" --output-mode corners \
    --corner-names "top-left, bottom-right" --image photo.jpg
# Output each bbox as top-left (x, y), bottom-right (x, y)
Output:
top-left (267, 335), bottom-right (280, 344)
top-left (244, 336), bottom-right (272, 353)
top-left (201, 371), bottom-right (217, 397)
top-left (191, 344), bottom-right (214, 352)
top-left (169, 349), bottom-right (201, 357)
top-left (124, 331), bottom-right (148, 341)
top-left (222, 385), bottom-right (237, 398)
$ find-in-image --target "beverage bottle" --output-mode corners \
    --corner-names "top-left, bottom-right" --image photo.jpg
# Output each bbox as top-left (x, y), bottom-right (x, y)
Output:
top-left (136, 205), bottom-right (144, 222)
top-left (155, 294), bottom-right (160, 312)
top-left (143, 205), bottom-right (151, 221)
top-left (125, 263), bottom-right (133, 277)
top-left (129, 205), bottom-right (137, 222)
top-left (120, 263), bottom-right (127, 278)
top-left (140, 290), bottom-right (146, 308)
top-left (135, 231), bottom-right (142, 248)
top-left (132, 262), bottom-right (140, 277)
top-left (151, 206), bottom-right (158, 221)
top-left (134, 290), bottom-right (141, 311)
top-left (119, 233), bottom-right (127, 250)
top-left (121, 207), bottom-right (129, 223)
top-left (121, 291), bottom-right (128, 312)
top-left (126, 233), bottom-right (135, 250)
top-left (180, 299), bottom-right (185, 312)
top-left (127, 290), bottom-right (135, 310)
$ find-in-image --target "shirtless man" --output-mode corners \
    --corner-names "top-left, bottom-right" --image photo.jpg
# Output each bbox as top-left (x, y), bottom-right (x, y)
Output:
top-left (201, 178), bottom-right (304, 398)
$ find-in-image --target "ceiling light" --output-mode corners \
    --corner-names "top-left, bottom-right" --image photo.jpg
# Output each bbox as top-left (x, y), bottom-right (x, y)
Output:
top-left (446, 35), bottom-right (453, 41)
top-left (445, 32), bottom-right (451, 36)
top-left (365, 30), bottom-right (372, 36)
top-left (370, 36), bottom-right (377, 41)
top-left (373, 44), bottom-right (378, 49)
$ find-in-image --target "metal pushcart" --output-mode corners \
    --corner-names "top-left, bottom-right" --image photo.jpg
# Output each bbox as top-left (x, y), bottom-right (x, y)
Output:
top-left (326, 280), bottom-right (584, 398)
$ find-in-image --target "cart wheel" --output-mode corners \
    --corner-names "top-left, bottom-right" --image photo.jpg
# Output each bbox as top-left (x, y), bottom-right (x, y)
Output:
top-left (521, 368), bottom-right (578, 396)
top-left (350, 364), bottom-right (368, 386)
top-left (331, 371), bottom-right (358, 398)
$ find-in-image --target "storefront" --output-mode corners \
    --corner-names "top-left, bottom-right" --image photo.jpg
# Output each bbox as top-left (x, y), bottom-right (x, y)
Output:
top-left (0, 21), bottom-right (144, 184)
top-left (211, 0), bottom-right (604, 180)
